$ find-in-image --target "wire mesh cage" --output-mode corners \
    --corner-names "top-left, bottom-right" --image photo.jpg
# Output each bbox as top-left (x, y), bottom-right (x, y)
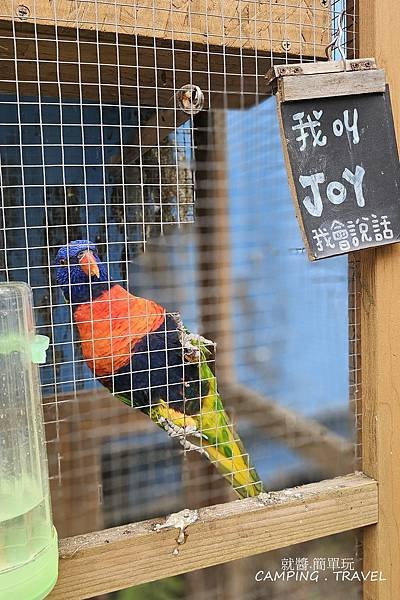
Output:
top-left (0, 0), bottom-right (362, 598)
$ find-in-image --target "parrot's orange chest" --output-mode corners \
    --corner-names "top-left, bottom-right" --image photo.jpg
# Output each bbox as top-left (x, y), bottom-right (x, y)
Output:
top-left (73, 284), bottom-right (165, 376)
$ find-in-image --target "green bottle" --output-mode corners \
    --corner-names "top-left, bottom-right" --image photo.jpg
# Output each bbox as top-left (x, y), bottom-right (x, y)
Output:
top-left (0, 283), bottom-right (58, 600)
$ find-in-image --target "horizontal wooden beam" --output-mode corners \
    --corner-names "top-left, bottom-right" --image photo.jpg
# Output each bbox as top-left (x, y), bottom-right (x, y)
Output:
top-left (265, 57), bottom-right (379, 88)
top-left (276, 68), bottom-right (386, 102)
top-left (49, 473), bottom-right (377, 599)
top-left (0, 26), bottom-right (272, 107)
top-left (0, 0), bottom-right (329, 57)
top-left (0, 0), bottom-right (329, 110)
top-left (0, 1), bottom-right (329, 160)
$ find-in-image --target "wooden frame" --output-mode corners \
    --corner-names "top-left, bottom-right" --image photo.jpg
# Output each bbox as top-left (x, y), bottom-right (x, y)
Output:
top-left (357, 1), bottom-right (400, 598)
top-left (4, 1), bottom-right (398, 598)
top-left (0, 0), bottom-right (329, 162)
top-left (267, 58), bottom-right (386, 102)
top-left (49, 474), bottom-right (377, 599)
top-left (0, 0), bottom-right (329, 55)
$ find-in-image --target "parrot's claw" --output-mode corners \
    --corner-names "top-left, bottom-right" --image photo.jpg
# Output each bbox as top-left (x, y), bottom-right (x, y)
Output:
top-left (158, 417), bottom-right (209, 458)
top-left (181, 332), bottom-right (215, 362)
top-left (173, 313), bottom-right (215, 360)
top-left (179, 437), bottom-right (209, 457)
top-left (185, 332), bottom-right (214, 349)
top-left (194, 333), bottom-right (214, 346)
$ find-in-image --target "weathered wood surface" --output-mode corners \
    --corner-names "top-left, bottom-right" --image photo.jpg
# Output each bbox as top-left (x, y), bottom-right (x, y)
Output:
top-left (0, 0), bottom-right (329, 56)
top-left (0, 0), bottom-right (329, 109)
top-left (266, 57), bottom-right (378, 84)
top-left (48, 473), bottom-right (378, 599)
top-left (0, 24), bottom-right (271, 108)
top-left (276, 68), bottom-right (386, 102)
top-left (358, 2), bottom-right (400, 599)
top-left (0, 1), bottom-right (329, 160)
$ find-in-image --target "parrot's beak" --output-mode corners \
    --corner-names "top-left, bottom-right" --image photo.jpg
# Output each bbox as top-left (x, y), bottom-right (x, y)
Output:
top-left (79, 251), bottom-right (100, 279)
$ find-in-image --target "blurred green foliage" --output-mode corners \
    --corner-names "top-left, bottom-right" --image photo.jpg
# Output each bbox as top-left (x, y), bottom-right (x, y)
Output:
top-left (116, 576), bottom-right (184, 600)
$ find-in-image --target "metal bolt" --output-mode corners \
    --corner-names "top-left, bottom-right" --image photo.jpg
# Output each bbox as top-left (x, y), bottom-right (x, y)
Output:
top-left (16, 5), bottom-right (30, 19)
top-left (176, 84), bottom-right (204, 115)
top-left (281, 39), bottom-right (292, 52)
top-left (320, 0), bottom-right (329, 7)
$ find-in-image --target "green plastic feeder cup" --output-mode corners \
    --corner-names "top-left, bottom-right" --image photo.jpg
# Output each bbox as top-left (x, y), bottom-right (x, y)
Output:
top-left (0, 283), bottom-right (58, 600)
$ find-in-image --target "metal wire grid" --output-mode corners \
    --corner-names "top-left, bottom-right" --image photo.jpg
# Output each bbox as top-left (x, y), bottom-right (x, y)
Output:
top-left (0, 0), bottom-right (358, 566)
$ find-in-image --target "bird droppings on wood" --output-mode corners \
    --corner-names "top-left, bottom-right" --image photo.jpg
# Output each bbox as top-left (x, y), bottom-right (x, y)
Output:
top-left (154, 508), bottom-right (199, 555)
top-left (257, 487), bottom-right (311, 507)
top-left (257, 475), bottom-right (367, 509)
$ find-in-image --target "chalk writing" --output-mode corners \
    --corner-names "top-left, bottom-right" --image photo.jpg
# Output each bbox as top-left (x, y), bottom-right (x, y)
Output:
top-left (281, 92), bottom-right (400, 259)
top-left (292, 108), bottom-right (359, 152)
top-left (292, 111), bottom-right (327, 151)
top-left (311, 214), bottom-right (394, 255)
top-left (332, 109), bottom-right (360, 144)
top-left (300, 166), bottom-right (366, 217)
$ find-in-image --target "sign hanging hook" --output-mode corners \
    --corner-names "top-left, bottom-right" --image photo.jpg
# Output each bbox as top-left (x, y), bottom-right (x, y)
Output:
top-left (325, 9), bottom-right (346, 69)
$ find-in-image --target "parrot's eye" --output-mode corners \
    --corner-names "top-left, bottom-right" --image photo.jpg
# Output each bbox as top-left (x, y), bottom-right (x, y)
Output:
top-left (59, 259), bottom-right (66, 266)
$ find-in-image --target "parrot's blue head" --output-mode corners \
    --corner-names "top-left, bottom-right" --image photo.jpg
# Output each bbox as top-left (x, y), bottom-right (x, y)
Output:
top-left (55, 240), bottom-right (110, 305)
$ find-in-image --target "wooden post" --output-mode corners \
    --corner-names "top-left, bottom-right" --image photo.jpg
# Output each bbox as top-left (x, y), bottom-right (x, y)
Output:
top-left (358, 2), bottom-right (400, 597)
top-left (195, 110), bottom-right (235, 385)
top-left (183, 109), bottom-right (239, 600)
top-left (188, 110), bottom-right (235, 507)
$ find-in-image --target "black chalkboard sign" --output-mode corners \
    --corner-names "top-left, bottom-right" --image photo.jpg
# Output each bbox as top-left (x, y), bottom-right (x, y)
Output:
top-left (269, 60), bottom-right (400, 260)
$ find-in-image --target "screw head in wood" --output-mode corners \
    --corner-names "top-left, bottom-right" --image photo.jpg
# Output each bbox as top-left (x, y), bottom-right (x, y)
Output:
top-left (16, 4), bottom-right (30, 19)
top-left (320, 0), bottom-right (329, 6)
top-left (281, 39), bottom-right (292, 52)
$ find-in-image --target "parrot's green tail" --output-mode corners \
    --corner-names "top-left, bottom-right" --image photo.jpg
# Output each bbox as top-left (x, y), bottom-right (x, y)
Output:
top-left (123, 338), bottom-right (264, 499)
top-left (197, 351), bottom-right (263, 499)
top-left (200, 386), bottom-right (263, 498)
top-left (205, 425), bottom-right (264, 499)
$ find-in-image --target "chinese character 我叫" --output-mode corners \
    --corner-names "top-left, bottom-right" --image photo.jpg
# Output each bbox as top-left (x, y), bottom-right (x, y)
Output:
top-left (292, 111), bottom-right (327, 151)
top-left (332, 109), bottom-right (360, 145)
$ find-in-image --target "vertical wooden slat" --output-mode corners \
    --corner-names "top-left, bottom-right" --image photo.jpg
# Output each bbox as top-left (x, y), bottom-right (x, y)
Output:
top-left (183, 109), bottom-right (239, 600)
top-left (358, 2), bottom-right (400, 597)
top-left (195, 110), bottom-right (235, 385)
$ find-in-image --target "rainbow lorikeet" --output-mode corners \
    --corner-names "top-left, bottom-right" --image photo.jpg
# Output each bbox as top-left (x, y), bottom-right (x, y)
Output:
top-left (55, 240), bottom-right (263, 498)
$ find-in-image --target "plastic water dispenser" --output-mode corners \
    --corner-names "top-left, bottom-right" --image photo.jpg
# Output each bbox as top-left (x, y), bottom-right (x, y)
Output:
top-left (0, 282), bottom-right (58, 599)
